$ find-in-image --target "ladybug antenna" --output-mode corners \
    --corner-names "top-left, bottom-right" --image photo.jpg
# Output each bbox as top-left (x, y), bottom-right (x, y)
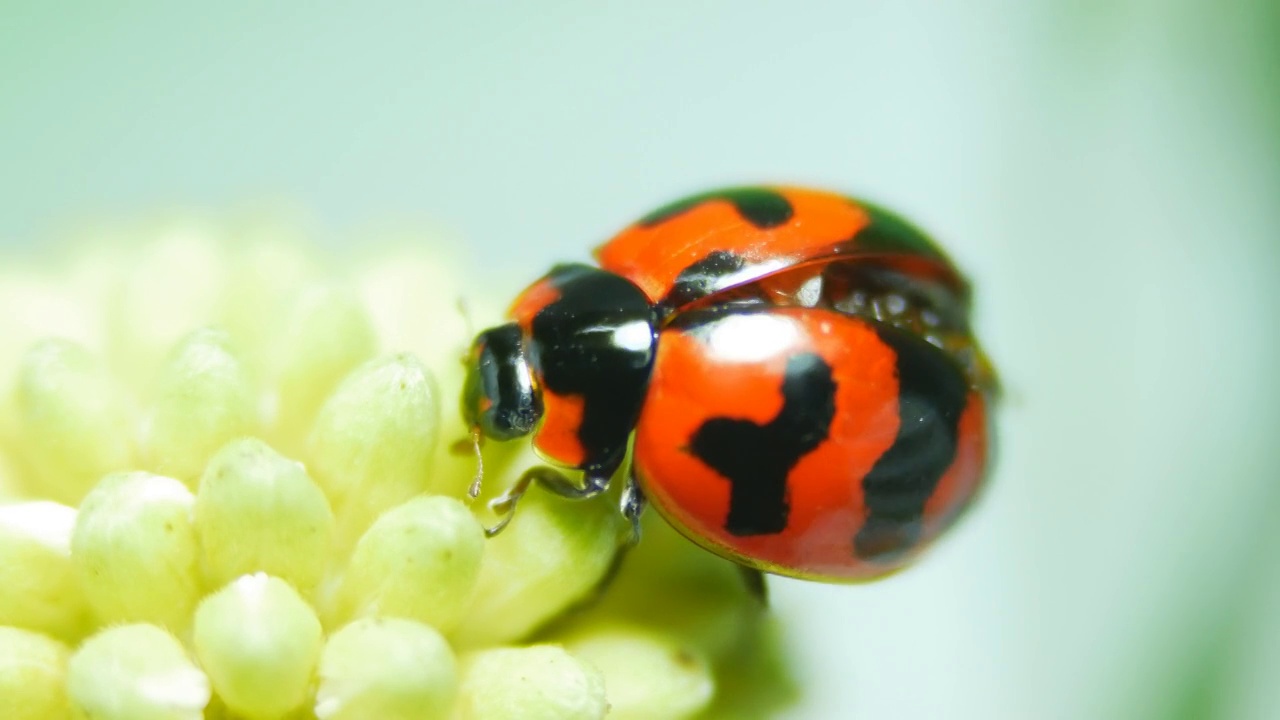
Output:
top-left (457, 295), bottom-right (476, 336)
top-left (467, 424), bottom-right (485, 499)
top-left (456, 295), bottom-right (479, 368)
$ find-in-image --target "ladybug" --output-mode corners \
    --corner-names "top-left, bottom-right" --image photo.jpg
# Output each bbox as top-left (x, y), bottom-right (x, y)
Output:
top-left (463, 186), bottom-right (997, 582)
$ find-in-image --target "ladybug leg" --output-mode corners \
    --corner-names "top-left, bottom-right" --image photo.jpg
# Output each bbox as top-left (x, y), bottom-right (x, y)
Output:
top-left (485, 465), bottom-right (614, 537)
top-left (737, 566), bottom-right (769, 606)
top-left (619, 464), bottom-right (647, 545)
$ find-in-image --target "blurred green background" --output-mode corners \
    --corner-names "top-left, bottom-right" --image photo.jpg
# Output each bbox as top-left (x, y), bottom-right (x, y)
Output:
top-left (2, 1), bottom-right (1277, 718)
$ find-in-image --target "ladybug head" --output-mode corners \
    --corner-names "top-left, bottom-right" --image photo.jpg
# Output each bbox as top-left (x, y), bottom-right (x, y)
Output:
top-left (462, 322), bottom-right (543, 441)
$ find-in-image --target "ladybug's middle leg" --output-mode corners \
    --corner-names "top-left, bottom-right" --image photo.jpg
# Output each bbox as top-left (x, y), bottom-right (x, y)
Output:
top-left (737, 566), bottom-right (769, 606)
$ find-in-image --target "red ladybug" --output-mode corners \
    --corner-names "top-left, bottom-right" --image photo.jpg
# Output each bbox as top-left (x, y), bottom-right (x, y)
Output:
top-left (463, 187), bottom-right (997, 581)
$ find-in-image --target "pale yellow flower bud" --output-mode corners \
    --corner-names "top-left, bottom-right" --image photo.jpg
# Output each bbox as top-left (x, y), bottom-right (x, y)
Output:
top-left (315, 617), bottom-right (457, 720)
top-left (66, 623), bottom-right (210, 720)
top-left (218, 236), bottom-right (320, 364)
top-left (571, 515), bottom-right (759, 659)
top-left (356, 248), bottom-right (470, 372)
top-left (140, 328), bottom-right (258, 485)
top-left (452, 448), bottom-right (624, 648)
top-left (192, 573), bottom-right (323, 720)
top-left (13, 340), bottom-right (132, 504)
top-left (306, 353), bottom-right (441, 550)
top-left (0, 626), bottom-right (72, 720)
top-left (455, 645), bottom-right (607, 720)
top-left (267, 284), bottom-right (377, 447)
top-left (355, 250), bottom-right (482, 491)
top-left (328, 495), bottom-right (483, 632)
top-left (195, 437), bottom-right (334, 595)
top-left (2, 222), bottom-right (797, 718)
top-left (0, 270), bottom-right (103, 387)
top-left (0, 501), bottom-right (88, 640)
top-left (106, 225), bottom-right (229, 386)
top-left (0, 453), bottom-right (19, 501)
top-left (563, 623), bottom-right (714, 720)
top-left (70, 472), bottom-right (202, 632)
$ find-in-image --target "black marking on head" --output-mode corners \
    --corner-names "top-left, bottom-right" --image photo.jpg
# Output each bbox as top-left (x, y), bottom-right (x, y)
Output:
top-left (688, 352), bottom-right (838, 536)
top-left (662, 250), bottom-right (748, 313)
top-left (463, 323), bottom-right (542, 440)
top-left (530, 265), bottom-right (657, 473)
top-left (638, 187), bottom-right (794, 229)
top-left (853, 324), bottom-right (969, 563)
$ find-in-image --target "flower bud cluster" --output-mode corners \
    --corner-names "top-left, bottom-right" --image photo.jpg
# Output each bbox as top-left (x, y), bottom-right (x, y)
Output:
top-left (0, 221), bottom-right (793, 718)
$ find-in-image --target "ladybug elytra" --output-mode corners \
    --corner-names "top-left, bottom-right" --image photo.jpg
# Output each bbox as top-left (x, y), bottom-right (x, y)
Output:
top-left (463, 186), bottom-right (997, 582)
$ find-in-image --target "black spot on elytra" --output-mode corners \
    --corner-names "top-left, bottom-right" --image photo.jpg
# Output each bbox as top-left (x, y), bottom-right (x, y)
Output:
top-left (688, 353), bottom-right (837, 536)
top-left (531, 265), bottom-right (657, 474)
top-left (638, 187), bottom-right (794, 229)
top-left (853, 325), bottom-right (969, 563)
top-left (849, 200), bottom-right (944, 259)
top-left (662, 250), bottom-right (747, 312)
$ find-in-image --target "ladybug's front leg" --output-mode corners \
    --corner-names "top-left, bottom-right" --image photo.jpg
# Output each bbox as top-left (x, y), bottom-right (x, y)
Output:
top-left (485, 462), bottom-right (616, 537)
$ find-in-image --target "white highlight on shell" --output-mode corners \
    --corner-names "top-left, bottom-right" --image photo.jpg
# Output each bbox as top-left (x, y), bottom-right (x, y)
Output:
top-left (703, 313), bottom-right (798, 364)
top-left (612, 319), bottom-right (654, 352)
